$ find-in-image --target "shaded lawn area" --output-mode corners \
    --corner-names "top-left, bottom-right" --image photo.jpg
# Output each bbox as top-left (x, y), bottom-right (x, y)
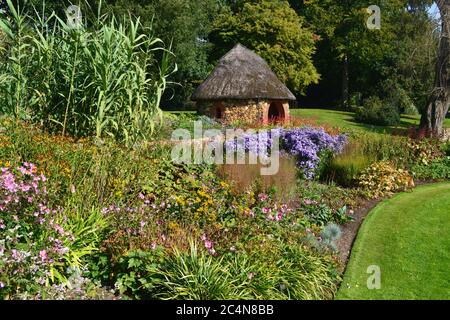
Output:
top-left (337, 183), bottom-right (450, 300)
top-left (290, 108), bottom-right (450, 134)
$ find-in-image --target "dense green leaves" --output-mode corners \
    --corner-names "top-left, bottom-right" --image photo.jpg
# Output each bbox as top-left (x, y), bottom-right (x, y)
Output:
top-left (0, 1), bottom-right (175, 145)
top-left (210, 0), bottom-right (319, 94)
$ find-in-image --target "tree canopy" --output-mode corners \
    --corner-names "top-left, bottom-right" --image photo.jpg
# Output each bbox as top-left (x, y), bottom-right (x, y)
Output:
top-left (210, 0), bottom-right (320, 95)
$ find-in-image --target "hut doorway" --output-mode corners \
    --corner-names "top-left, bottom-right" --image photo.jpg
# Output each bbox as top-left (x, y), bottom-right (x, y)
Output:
top-left (214, 104), bottom-right (224, 120)
top-left (268, 101), bottom-right (285, 121)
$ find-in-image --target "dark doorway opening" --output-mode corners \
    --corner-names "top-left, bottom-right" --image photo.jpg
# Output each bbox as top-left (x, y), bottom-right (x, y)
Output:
top-left (268, 102), bottom-right (285, 121)
top-left (215, 106), bottom-right (223, 119)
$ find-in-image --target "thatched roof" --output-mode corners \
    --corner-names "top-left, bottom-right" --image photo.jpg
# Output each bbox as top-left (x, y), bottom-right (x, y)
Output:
top-left (192, 44), bottom-right (296, 101)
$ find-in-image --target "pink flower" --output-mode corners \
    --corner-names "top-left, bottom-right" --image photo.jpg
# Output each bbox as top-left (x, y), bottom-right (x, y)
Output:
top-left (200, 234), bottom-right (207, 241)
top-left (208, 248), bottom-right (217, 256)
top-left (39, 250), bottom-right (48, 262)
top-left (258, 193), bottom-right (268, 202)
top-left (150, 242), bottom-right (157, 250)
top-left (262, 207), bottom-right (271, 214)
top-left (204, 240), bottom-right (213, 249)
top-left (275, 212), bottom-right (283, 221)
top-left (248, 272), bottom-right (255, 280)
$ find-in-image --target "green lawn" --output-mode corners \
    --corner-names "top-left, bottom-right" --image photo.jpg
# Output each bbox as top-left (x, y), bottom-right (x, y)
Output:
top-left (337, 183), bottom-right (450, 300)
top-left (290, 108), bottom-right (450, 134)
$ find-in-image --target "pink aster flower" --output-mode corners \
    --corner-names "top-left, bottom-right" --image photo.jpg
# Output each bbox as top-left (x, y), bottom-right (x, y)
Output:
top-left (39, 250), bottom-right (48, 262)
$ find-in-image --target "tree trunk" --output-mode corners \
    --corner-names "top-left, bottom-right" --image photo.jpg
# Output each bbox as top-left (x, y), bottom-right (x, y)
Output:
top-left (342, 53), bottom-right (350, 109)
top-left (420, 0), bottom-right (450, 137)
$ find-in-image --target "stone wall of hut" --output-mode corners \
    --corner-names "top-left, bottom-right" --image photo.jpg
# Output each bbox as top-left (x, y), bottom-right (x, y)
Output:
top-left (197, 100), bottom-right (289, 125)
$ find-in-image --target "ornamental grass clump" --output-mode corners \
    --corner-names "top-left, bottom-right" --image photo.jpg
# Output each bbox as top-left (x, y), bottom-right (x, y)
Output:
top-left (0, 0), bottom-right (175, 146)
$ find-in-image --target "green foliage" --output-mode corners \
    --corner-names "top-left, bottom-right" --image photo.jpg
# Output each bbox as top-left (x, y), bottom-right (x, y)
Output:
top-left (411, 156), bottom-right (450, 180)
top-left (106, 0), bottom-right (221, 110)
top-left (153, 244), bottom-right (247, 300)
top-left (115, 249), bottom-right (166, 299)
top-left (319, 223), bottom-right (342, 252)
top-left (355, 96), bottom-right (400, 126)
top-left (59, 207), bottom-right (111, 271)
top-left (294, 0), bottom-right (436, 109)
top-left (0, 1), bottom-right (175, 145)
top-left (301, 202), bottom-right (350, 226)
top-left (210, 0), bottom-right (319, 94)
top-left (114, 241), bottom-right (339, 300)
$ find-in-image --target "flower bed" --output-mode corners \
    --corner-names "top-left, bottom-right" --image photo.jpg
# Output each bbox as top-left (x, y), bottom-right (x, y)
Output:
top-left (224, 127), bottom-right (347, 179)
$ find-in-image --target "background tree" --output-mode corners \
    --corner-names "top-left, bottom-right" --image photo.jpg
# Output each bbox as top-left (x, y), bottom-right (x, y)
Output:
top-left (294, 1), bottom-right (413, 108)
top-left (209, 0), bottom-right (320, 95)
top-left (105, 0), bottom-right (222, 110)
top-left (420, 0), bottom-right (450, 137)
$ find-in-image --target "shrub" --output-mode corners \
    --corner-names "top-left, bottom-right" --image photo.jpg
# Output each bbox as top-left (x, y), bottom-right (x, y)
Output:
top-left (443, 142), bottom-right (450, 156)
top-left (355, 96), bottom-right (400, 126)
top-left (320, 223), bottom-right (342, 252)
top-left (411, 156), bottom-right (450, 180)
top-left (296, 180), bottom-right (361, 212)
top-left (352, 133), bottom-right (443, 169)
top-left (358, 161), bottom-right (415, 199)
top-left (301, 202), bottom-right (351, 226)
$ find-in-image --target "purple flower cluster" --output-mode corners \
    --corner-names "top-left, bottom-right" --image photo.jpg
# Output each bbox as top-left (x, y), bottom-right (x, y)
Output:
top-left (225, 127), bottom-right (347, 179)
top-left (281, 127), bottom-right (347, 179)
top-left (224, 130), bottom-right (282, 160)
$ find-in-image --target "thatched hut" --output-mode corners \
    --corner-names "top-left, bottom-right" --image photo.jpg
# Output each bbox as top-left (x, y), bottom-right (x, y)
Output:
top-left (192, 44), bottom-right (296, 125)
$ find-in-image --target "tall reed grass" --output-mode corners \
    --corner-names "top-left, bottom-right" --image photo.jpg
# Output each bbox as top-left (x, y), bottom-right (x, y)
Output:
top-left (0, 0), bottom-right (176, 146)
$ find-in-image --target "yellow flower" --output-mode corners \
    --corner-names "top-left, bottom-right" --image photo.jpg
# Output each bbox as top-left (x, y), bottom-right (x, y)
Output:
top-left (220, 181), bottom-right (229, 188)
top-left (168, 221), bottom-right (179, 231)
